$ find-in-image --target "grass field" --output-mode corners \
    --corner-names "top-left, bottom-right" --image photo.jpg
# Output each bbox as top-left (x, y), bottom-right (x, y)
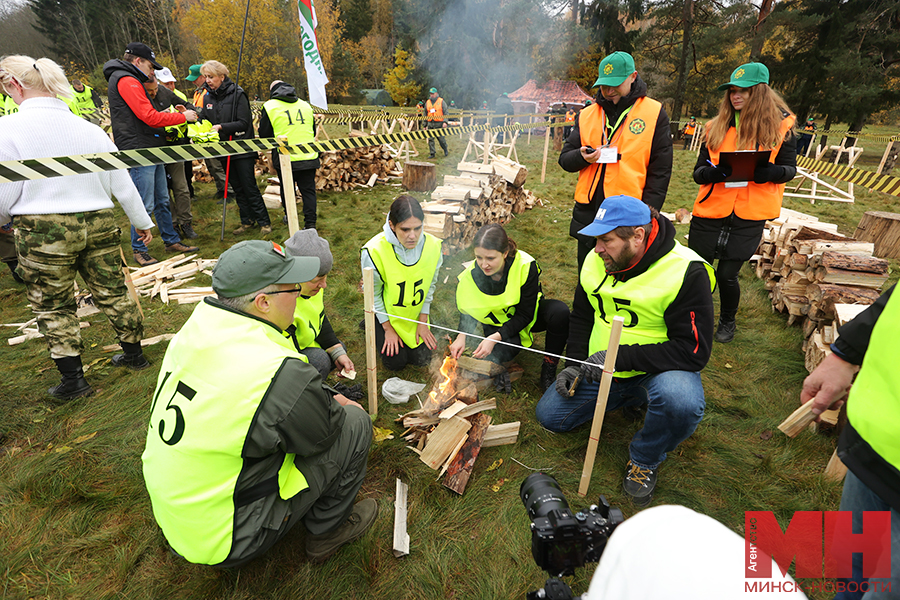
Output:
top-left (0, 125), bottom-right (897, 600)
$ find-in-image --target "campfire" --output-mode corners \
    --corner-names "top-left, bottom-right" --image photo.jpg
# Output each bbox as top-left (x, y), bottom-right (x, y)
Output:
top-left (397, 356), bottom-right (521, 495)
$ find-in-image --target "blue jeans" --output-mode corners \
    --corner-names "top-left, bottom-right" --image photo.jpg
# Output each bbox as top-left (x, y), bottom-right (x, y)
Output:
top-left (535, 370), bottom-right (705, 469)
top-left (129, 165), bottom-right (180, 252)
top-left (833, 471), bottom-right (900, 600)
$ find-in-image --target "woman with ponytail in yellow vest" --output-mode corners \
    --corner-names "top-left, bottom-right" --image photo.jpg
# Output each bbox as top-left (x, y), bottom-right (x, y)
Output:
top-left (689, 63), bottom-right (796, 343)
top-left (449, 224), bottom-right (570, 392)
top-left (361, 195), bottom-right (442, 371)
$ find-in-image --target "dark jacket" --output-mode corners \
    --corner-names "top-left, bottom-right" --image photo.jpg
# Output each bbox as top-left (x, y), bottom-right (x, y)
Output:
top-left (831, 284), bottom-right (900, 512)
top-left (458, 257), bottom-right (542, 343)
top-left (258, 82), bottom-right (320, 171)
top-left (567, 213), bottom-right (714, 375)
top-left (558, 75), bottom-right (673, 236)
top-left (103, 59), bottom-right (166, 150)
top-left (200, 76), bottom-right (256, 158)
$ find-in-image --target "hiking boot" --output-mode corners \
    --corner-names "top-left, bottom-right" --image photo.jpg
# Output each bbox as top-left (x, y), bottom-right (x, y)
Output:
top-left (260, 225), bottom-right (272, 235)
top-left (714, 318), bottom-right (736, 343)
top-left (428, 154), bottom-right (435, 159)
top-left (134, 251), bottom-right (159, 267)
top-left (540, 359), bottom-right (558, 392)
top-left (180, 222), bottom-right (199, 240)
top-left (48, 356), bottom-right (94, 401)
top-left (111, 352), bottom-right (151, 370)
top-left (332, 382), bottom-right (364, 402)
top-left (306, 498), bottom-right (378, 563)
top-left (165, 242), bottom-right (199, 253)
top-left (444, 150), bottom-right (449, 157)
top-left (623, 460), bottom-right (657, 507)
top-left (233, 223), bottom-right (255, 235)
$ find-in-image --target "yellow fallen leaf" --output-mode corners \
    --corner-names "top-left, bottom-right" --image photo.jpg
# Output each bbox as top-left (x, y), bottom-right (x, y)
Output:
top-left (33, 418), bottom-right (44, 423)
top-left (725, 363), bottom-right (733, 369)
top-left (53, 446), bottom-right (73, 454)
top-left (73, 432), bottom-right (97, 444)
top-left (372, 426), bottom-right (394, 443)
top-left (485, 458), bottom-right (503, 472)
top-left (490, 477), bottom-right (507, 492)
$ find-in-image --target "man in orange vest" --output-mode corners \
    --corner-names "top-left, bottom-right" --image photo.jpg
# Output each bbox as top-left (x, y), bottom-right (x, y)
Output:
top-left (559, 51), bottom-right (672, 271)
top-left (563, 103), bottom-right (576, 139)
top-left (681, 116), bottom-right (697, 150)
top-left (425, 87), bottom-right (448, 158)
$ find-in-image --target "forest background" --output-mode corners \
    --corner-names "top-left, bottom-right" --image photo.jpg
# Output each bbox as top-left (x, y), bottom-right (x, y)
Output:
top-left (0, 0), bottom-right (898, 130)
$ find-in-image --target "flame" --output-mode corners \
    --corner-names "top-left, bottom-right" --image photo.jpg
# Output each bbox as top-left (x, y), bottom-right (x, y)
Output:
top-left (428, 356), bottom-right (457, 403)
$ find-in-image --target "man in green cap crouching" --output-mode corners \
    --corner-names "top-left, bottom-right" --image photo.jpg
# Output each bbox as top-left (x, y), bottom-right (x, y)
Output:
top-left (142, 240), bottom-right (376, 566)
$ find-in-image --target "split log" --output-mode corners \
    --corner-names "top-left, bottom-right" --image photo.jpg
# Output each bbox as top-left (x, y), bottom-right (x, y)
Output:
top-left (392, 479), bottom-right (410, 557)
top-left (442, 413), bottom-right (492, 495)
top-left (456, 356), bottom-right (505, 377)
top-left (419, 417), bottom-right (471, 470)
top-left (482, 422), bottom-right (520, 447)
top-left (854, 211), bottom-right (900, 259)
top-left (778, 399), bottom-right (817, 437)
top-left (402, 161), bottom-right (436, 192)
top-left (813, 266), bottom-right (888, 289)
top-left (814, 251), bottom-right (888, 275)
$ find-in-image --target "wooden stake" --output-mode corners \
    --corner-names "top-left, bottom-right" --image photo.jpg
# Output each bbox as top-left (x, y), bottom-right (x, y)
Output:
top-left (778, 398), bottom-right (818, 437)
top-left (392, 478), bottom-right (410, 557)
top-left (363, 267), bottom-right (378, 417)
top-left (541, 119), bottom-right (551, 183)
top-left (277, 136), bottom-right (300, 236)
top-left (119, 247), bottom-right (143, 319)
top-left (578, 316), bottom-right (625, 497)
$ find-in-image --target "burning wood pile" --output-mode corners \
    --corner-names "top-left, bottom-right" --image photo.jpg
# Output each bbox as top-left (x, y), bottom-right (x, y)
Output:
top-left (398, 356), bottom-right (521, 495)
top-left (421, 159), bottom-right (539, 253)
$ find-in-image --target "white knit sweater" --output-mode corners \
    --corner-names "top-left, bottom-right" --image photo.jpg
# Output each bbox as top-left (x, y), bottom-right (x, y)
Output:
top-left (0, 97), bottom-right (154, 229)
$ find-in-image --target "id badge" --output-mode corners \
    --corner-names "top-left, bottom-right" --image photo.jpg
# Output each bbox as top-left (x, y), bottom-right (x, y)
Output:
top-left (598, 145), bottom-right (618, 164)
top-left (724, 181), bottom-right (749, 188)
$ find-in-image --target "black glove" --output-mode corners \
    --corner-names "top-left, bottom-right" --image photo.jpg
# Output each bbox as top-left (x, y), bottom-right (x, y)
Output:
top-left (494, 371), bottom-right (511, 394)
top-left (753, 162), bottom-right (785, 184)
top-left (554, 366), bottom-right (581, 397)
top-left (696, 163), bottom-right (731, 184)
top-left (581, 350), bottom-right (608, 383)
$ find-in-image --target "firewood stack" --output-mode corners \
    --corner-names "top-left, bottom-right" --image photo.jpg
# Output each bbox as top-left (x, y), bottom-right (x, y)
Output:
top-left (398, 356), bottom-right (521, 495)
top-left (420, 159), bottom-right (540, 253)
top-left (128, 254), bottom-right (218, 305)
top-left (315, 145), bottom-right (400, 192)
top-left (752, 208), bottom-right (887, 375)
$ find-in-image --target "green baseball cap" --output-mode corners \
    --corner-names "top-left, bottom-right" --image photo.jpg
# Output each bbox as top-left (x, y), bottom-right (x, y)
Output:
top-left (429, 87), bottom-right (437, 94)
top-left (212, 240), bottom-right (320, 298)
top-left (185, 64), bottom-right (203, 82)
top-left (718, 62), bottom-right (769, 90)
top-left (593, 51), bottom-right (636, 87)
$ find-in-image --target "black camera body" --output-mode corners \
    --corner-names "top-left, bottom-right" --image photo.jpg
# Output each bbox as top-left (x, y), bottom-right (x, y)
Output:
top-left (521, 473), bottom-right (624, 578)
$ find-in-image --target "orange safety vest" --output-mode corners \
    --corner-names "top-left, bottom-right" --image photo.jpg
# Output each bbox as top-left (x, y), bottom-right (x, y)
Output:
top-left (192, 88), bottom-right (206, 109)
top-left (574, 97), bottom-right (662, 204)
top-left (685, 122), bottom-right (696, 135)
top-left (565, 110), bottom-right (576, 123)
top-left (803, 123), bottom-right (815, 132)
top-left (426, 98), bottom-right (444, 122)
top-left (692, 115), bottom-right (796, 221)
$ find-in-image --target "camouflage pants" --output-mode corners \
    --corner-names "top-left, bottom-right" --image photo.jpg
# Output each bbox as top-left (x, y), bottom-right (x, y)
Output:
top-left (15, 210), bottom-right (143, 359)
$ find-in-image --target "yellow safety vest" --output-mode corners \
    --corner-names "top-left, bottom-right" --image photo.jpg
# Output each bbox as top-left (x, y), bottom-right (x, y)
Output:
top-left (187, 119), bottom-right (220, 143)
top-left (263, 97), bottom-right (318, 162)
top-left (847, 290), bottom-right (900, 470)
top-left (456, 250), bottom-right (541, 347)
top-left (291, 292), bottom-right (325, 349)
top-left (142, 301), bottom-right (309, 565)
top-left (580, 241), bottom-right (714, 378)
top-left (71, 85), bottom-right (97, 118)
top-left (362, 232), bottom-right (442, 347)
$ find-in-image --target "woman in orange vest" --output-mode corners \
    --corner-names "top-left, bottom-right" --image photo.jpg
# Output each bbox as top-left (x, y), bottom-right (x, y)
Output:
top-left (689, 62), bottom-right (796, 343)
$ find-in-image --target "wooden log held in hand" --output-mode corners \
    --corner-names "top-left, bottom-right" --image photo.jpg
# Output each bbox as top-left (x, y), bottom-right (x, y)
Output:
top-left (402, 160), bottom-right (437, 192)
top-left (579, 316), bottom-right (625, 497)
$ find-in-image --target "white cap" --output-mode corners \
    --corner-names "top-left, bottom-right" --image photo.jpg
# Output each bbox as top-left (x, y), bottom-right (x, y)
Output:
top-left (155, 67), bottom-right (176, 83)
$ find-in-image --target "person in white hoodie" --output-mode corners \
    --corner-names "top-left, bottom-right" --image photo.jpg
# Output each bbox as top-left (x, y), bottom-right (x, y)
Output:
top-left (361, 195), bottom-right (442, 371)
top-left (0, 54), bottom-right (155, 400)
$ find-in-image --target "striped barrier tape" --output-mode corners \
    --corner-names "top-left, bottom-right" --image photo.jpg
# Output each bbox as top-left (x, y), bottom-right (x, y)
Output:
top-left (669, 119), bottom-right (899, 143)
top-left (797, 156), bottom-right (900, 197)
top-left (0, 119), bottom-right (566, 184)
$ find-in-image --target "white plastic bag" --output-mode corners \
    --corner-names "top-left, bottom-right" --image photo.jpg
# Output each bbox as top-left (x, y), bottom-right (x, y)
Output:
top-left (381, 377), bottom-right (427, 405)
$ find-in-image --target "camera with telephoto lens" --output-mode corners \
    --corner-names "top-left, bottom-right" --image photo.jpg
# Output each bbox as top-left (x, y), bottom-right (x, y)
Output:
top-left (520, 473), bottom-right (624, 599)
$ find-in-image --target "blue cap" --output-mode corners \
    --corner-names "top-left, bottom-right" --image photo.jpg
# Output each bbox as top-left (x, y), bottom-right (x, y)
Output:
top-left (578, 195), bottom-right (651, 237)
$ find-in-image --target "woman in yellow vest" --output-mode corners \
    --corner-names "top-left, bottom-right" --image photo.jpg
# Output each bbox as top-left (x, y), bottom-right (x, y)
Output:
top-left (361, 195), bottom-right (442, 371)
top-left (689, 62), bottom-right (796, 343)
top-left (449, 224), bottom-right (569, 392)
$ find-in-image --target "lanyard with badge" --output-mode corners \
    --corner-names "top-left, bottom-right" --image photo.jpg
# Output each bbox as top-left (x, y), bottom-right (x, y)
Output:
top-left (597, 106), bottom-right (633, 164)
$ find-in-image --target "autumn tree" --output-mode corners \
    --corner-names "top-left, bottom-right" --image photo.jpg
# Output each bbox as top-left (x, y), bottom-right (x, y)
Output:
top-left (383, 47), bottom-right (421, 106)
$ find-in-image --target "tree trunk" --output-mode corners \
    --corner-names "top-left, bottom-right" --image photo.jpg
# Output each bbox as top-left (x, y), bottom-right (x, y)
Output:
top-left (749, 0), bottom-right (775, 61)
top-left (670, 0), bottom-right (693, 136)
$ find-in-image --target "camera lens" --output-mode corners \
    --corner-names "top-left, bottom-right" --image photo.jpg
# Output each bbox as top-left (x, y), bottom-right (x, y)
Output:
top-left (520, 473), bottom-right (569, 520)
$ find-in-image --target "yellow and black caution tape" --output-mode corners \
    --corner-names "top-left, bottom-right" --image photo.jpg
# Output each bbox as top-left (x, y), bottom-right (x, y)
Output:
top-left (797, 156), bottom-right (900, 197)
top-left (0, 119), bottom-right (565, 184)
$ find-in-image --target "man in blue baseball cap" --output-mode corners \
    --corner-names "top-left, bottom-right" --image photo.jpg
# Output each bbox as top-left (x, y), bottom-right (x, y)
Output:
top-left (535, 195), bottom-right (716, 507)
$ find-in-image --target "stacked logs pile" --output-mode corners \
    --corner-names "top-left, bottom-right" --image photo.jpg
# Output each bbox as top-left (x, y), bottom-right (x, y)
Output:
top-left (398, 356), bottom-right (520, 495)
top-left (752, 208), bottom-right (888, 379)
top-left (420, 158), bottom-right (538, 253)
top-left (315, 145), bottom-right (400, 192)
